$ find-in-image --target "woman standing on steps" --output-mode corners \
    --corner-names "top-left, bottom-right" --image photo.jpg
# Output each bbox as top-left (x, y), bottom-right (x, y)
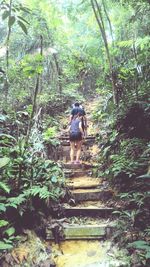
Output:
top-left (69, 112), bottom-right (84, 164)
top-left (70, 102), bottom-right (87, 137)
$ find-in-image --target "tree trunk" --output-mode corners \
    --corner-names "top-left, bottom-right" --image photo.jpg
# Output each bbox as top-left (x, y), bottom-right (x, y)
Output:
top-left (91, 0), bottom-right (117, 104)
top-left (39, 35), bottom-right (43, 92)
top-left (101, 0), bottom-right (114, 45)
top-left (26, 36), bottom-right (43, 144)
top-left (132, 39), bottom-right (139, 100)
top-left (6, 0), bottom-right (13, 69)
top-left (53, 54), bottom-right (62, 95)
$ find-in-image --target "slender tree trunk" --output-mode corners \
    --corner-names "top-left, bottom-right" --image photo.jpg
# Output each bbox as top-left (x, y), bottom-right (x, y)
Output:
top-left (132, 39), bottom-right (139, 100)
top-left (4, 0), bottom-right (13, 103)
top-left (101, 0), bottom-right (114, 45)
top-left (39, 35), bottom-right (43, 92)
top-left (26, 37), bottom-right (43, 145)
top-left (91, 0), bottom-right (117, 104)
top-left (6, 0), bottom-right (13, 69)
top-left (53, 54), bottom-right (62, 95)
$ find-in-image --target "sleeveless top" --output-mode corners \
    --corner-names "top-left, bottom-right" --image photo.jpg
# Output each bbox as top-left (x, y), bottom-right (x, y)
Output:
top-left (70, 118), bottom-right (80, 133)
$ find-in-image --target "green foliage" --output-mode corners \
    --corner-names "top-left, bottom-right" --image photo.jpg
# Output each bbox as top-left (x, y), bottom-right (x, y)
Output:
top-left (21, 54), bottom-right (44, 77)
top-left (128, 240), bottom-right (150, 251)
top-left (0, 181), bottom-right (10, 194)
top-left (113, 210), bottom-right (140, 227)
top-left (0, 157), bottom-right (10, 168)
top-left (4, 227), bottom-right (15, 237)
top-left (100, 137), bottom-right (148, 180)
top-left (0, 219), bottom-right (16, 251)
top-left (0, 0), bottom-right (30, 35)
top-left (43, 126), bottom-right (56, 139)
top-left (0, 220), bottom-right (9, 228)
top-left (43, 127), bottom-right (60, 146)
top-left (119, 192), bottom-right (147, 208)
top-left (0, 241), bottom-right (13, 250)
top-left (128, 240), bottom-right (150, 262)
top-left (0, 125), bottom-right (65, 251)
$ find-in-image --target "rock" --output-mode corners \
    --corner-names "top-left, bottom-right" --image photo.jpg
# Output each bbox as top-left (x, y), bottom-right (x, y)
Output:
top-left (1, 253), bottom-right (14, 267)
top-left (1, 262), bottom-right (10, 267)
top-left (39, 259), bottom-right (56, 267)
top-left (50, 260), bottom-right (56, 267)
top-left (86, 250), bottom-right (96, 257)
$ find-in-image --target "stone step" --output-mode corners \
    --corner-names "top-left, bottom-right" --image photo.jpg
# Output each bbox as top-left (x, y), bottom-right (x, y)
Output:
top-left (46, 221), bottom-right (116, 240)
top-left (63, 162), bottom-right (96, 170)
top-left (64, 170), bottom-right (92, 178)
top-left (63, 204), bottom-right (114, 217)
top-left (70, 188), bottom-right (113, 202)
top-left (67, 177), bottom-right (102, 189)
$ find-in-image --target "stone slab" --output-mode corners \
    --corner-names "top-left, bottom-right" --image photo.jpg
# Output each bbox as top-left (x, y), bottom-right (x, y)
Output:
top-left (46, 224), bottom-right (112, 240)
top-left (63, 206), bottom-right (114, 217)
top-left (67, 177), bottom-right (101, 189)
top-left (64, 170), bottom-right (92, 178)
top-left (63, 163), bottom-right (95, 169)
top-left (71, 189), bottom-right (113, 202)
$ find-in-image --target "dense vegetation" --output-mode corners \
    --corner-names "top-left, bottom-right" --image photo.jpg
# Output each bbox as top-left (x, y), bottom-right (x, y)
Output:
top-left (0, 0), bottom-right (150, 265)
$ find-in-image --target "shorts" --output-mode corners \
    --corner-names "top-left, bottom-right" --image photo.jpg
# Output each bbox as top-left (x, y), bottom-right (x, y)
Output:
top-left (69, 132), bottom-right (82, 142)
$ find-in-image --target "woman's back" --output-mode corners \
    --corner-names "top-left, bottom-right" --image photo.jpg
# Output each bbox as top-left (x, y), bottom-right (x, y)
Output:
top-left (70, 118), bottom-right (80, 133)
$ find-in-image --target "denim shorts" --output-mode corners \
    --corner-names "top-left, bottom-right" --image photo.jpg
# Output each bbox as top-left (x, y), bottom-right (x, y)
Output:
top-left (69, 132), bottom-right (82, 141)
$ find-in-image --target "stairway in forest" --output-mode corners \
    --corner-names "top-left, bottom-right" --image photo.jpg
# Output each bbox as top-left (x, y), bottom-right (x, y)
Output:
top-left (46, 104), bottom-right (117, 242)
top-left (45, 103), bottom-right (131, 267)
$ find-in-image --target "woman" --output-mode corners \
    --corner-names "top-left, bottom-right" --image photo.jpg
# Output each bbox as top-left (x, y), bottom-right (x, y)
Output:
top-left (69, 112), bottom-right (84, 164)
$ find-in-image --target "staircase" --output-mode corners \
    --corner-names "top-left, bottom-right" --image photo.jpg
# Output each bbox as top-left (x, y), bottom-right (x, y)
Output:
top-left (46, 133), bottom-right (117, 241)
top-left (45, 104), bottom-right (131, 267)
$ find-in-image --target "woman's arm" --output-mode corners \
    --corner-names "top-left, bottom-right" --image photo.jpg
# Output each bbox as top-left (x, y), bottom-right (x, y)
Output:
top-left (79, 121), bottom-right (84, 135)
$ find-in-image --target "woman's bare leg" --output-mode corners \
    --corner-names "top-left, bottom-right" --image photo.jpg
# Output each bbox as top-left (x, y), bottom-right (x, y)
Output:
top-left (76, 141), bottom-right (82, 162)
top-left (70, 142), bottom-right (75, 162)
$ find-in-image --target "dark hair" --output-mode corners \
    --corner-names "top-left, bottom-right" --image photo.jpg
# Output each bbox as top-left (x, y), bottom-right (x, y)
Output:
top-left (74, 102), bottom-right (79, 107)
top-left (78, 112), bottom-right (83, 117)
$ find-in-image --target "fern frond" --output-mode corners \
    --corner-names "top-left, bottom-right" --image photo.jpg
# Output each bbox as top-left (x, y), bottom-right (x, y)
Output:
top-left (0, 182), bottom-right (10, 194)
top-left (7, 194), bottom-right (26, 208)
top-left (27, 186), bottom-right (57, 200)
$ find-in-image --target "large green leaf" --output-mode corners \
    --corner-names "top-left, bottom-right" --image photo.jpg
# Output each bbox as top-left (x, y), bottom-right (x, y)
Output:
top-left (0, 157), bottom-right (10, 168)
top-left (137, 174), bottom-right (150, 179)
top-left (2, 10), bottom-right (9, 20)
top-left (128, 240), bottom-right (150, 250)
top-left (20, 6), bottom-right (31, 14)
top-left (17, 20), bottom-right (28, 34)
top-left (8, 15), bottom-right (16, 27)
top-left (0, 241), bottom-right (13, 250)
top-left (17, 15), bottom-right (29, 25)
top-left (0, 220), bottom-right (9, 228)
top-left (0, 203), bottom-right (6, 212)
top-left (4, 227), bottom-right (15, 237)
top-left (146, 251), bottom-right (150, 259)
